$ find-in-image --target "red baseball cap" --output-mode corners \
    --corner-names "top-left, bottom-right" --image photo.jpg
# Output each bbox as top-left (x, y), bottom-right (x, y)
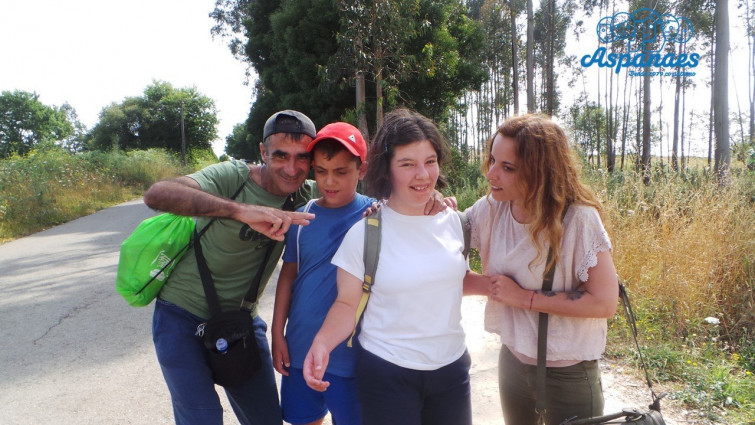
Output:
top-left (307, 122), bottom-right (367, 162)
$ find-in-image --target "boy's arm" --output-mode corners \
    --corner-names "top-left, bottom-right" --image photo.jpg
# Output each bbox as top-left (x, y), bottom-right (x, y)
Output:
top-left (272, 261), bottom-right (298, 376)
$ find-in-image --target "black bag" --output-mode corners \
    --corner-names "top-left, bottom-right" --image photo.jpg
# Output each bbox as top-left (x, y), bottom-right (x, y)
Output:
top-left (193, 192), bottom-right (296, 387)
top-left (196, 310), bottom-right (261, 387)
top-left (560, 407), bottom-right (665, 424)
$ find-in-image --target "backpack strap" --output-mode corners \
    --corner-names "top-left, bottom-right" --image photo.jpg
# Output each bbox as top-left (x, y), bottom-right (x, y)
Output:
top-left (456, 210), bottom-right (471, 259)
top-left (296, 199), bottom-right (318, 271)
top-left (347, 207), bottom-right (469, 347)
top-left (347, 208), bottom-right (381, 347)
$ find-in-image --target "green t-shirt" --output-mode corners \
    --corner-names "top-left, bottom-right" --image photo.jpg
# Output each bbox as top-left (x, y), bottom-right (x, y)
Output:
top-left (159, 159), bottom-right (317, 319)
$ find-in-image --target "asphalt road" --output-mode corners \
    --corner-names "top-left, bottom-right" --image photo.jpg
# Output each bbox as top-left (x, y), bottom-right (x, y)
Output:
top-left (0, 199), bottom-right (687, 425)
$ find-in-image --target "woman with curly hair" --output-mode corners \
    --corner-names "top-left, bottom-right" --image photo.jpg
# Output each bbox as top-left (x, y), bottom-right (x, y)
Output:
top-left (466, 114), bottom-right (619, 424)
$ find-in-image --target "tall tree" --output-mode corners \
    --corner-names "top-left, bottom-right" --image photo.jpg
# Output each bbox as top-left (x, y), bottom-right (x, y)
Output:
top-left (213, 0), bottom-right (484, 149)
top-left (224, 122), bottom-right (258, 162)
top-left (85, 81), bottom-right (218, 153)
top-left (511, 0), bottom-right (520, 114)
top-left (742, 0), bottom-right (755, 156)
top-left (0, 90), bottom-right (76, 159)
top-left (336, 0), bottom-right (418, 129)
top-left (713, 0), bottom-right (731, 184)
top-left (533, 0), bottom-right (571, 115)
top-left (526, 0), bottom-right (536, 111)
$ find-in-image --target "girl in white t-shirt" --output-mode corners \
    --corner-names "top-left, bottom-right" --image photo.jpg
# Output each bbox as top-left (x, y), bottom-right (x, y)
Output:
top-left (303, 109), bottom-right (490, 425)
top-left (466, 114), bottom-right (619, 425)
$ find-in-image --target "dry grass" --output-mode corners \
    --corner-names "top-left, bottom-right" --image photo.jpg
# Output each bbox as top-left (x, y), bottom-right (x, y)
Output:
top-left (589, 168), bottom-right (755, 345)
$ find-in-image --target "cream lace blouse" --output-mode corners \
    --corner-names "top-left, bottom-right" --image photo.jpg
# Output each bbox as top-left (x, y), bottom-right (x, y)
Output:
top-left (466, 197), bottom-right (613, 364)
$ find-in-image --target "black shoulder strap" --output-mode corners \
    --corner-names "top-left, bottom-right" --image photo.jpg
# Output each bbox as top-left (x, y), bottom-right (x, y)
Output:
top-left (535, 247), bottom-right (556, 422)
top-left (619, 281), bottom-right (667, 412)
top-left (196, 190), bottom-right (295, 316)
top-left (535, 205), bottom-right (569, 421)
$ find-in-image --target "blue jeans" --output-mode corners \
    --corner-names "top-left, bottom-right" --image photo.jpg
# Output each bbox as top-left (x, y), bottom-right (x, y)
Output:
top-left (153, 299), bottom-right (282, 425)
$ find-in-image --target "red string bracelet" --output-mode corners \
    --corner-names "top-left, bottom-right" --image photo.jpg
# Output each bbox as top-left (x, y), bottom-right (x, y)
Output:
top-left (528, 291), bottom-right (535, 310)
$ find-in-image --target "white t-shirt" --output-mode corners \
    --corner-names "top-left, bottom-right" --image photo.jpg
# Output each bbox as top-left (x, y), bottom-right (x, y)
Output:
top-left (466, 197), bottom-right (613, 364)
top-left (332, 206), bottom-right (468, 370)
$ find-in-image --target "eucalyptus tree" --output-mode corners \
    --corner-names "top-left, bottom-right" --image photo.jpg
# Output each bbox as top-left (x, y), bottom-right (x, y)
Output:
top-left (740, 0), bottom-right (755, 155)
top-left (212, 0), bottom-right (485, 149)
top-left (334, 0), bottom-right (419, 130)
top-left (713, 0), bottom-right (730, 184)
top-left (533, 0), bottom-right (572, 115)
top-left (526, 0), bottom-right (536, 111)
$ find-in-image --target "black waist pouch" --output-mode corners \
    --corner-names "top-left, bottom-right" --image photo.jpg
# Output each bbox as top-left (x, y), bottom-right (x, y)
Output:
top-left (197, 310), bottom-right (261, 387)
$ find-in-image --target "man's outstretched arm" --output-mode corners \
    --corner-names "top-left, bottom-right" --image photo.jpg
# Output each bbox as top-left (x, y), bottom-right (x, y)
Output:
top-left (143, 177), bottom-right (314, 241)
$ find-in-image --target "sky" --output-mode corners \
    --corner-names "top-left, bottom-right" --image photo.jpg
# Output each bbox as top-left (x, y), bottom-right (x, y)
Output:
top-left (562, 5), bottom-right (752, 158)
top-left (0, 0), bottom-right (251, 157)
top-left (0, 1), bottom-right (751, 159)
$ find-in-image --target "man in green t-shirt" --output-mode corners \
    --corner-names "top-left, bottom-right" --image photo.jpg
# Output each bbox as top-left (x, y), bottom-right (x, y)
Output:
top-left (143, 110), bottom-right (318, 425)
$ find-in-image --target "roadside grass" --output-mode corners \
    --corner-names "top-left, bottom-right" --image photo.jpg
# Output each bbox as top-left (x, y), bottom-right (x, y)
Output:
top-left (455, 160), bottom-right (754, 424)
top-left (0, 147), bottom-right (216, 242)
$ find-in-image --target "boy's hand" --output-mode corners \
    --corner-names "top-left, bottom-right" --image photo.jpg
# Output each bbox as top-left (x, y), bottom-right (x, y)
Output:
top-left (361, 200), bottom-right (384, 217)
top-left (271, 332), bottom-right (291, 376)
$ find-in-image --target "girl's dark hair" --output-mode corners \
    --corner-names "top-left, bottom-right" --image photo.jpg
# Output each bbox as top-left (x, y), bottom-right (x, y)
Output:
top-left (364, 108), bottom-right (449, 199)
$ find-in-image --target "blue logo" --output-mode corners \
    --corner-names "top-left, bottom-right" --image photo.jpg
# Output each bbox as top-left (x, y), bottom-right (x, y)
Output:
top-left (581, 8), bottom-right (700, 76)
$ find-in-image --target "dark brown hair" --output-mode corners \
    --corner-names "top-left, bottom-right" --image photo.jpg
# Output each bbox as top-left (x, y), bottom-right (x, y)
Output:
top-left (364, 108), bottom-right (449, 199)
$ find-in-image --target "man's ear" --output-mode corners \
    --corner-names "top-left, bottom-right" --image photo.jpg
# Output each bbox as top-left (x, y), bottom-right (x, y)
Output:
top-left (259, 143), bottom-right (267, 163)
top-left (358, 161), bottom-right (368, 180)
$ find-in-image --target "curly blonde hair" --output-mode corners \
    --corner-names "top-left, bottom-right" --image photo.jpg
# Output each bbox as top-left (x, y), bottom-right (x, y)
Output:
top-left (482, 114), bottom-right (603, 271)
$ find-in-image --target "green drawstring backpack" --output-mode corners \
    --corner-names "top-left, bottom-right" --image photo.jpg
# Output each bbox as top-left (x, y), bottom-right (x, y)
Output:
top-left (116, 182), bottom-right (246, 307)
top-left (116, 213), bottom-right (195, 306)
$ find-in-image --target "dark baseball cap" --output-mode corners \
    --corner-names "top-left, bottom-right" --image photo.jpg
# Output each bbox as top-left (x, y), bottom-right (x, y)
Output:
top-left (263, 110), bottom-right (316, 140)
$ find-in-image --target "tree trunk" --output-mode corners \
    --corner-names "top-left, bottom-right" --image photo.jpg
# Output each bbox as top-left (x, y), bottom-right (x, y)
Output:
top-left (545, 0), bottom-right (555, 115)
top-left (511, 3), bottom-right (519, 115)
top-left (714, 0), bottom-right (730, 185)
top-left (749, 0), bottom-right (755, 152)
top-left (526, 0), bottom-right (535, 112)
top-left (636, 79), bottom-right (642, 171)
top-left (708, 37), bottom-right (715, 167)
top-left (607, 54), bottom-right (615, 172)
top-left (642, 69), bottom-right (651, 184)
top-left (356, 71), bottom-right (368, 139)
top-left (681, 74), bottom-right (687, 171)
top-left (375, 65), bottom-right (384, 128)
top-left (672, 43), bottom-right (682, 172)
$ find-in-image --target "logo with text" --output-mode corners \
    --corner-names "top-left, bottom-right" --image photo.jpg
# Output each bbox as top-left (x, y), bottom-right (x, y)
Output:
top-left (581, 8), bottom-right (699, 77)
